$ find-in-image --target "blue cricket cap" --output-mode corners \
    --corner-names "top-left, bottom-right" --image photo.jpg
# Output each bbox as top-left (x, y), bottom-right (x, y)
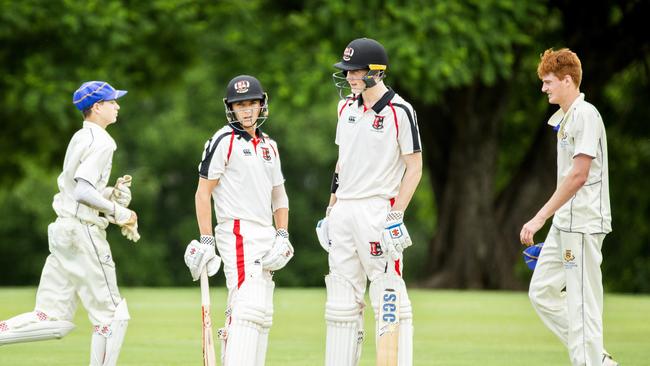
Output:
top-left (522, 242), bottom-right (544, 270)
top-left (73, 81), bottom-right (127, 111)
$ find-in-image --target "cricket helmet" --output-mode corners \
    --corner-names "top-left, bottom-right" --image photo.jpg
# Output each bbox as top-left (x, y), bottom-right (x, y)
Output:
top-left (223, 75), bottom-right (269, 129)
top-left (333, 38), bottom-right (388, 97)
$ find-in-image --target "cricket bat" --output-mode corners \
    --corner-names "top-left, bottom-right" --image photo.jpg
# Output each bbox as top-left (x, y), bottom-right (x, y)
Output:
top-left (200, 269), bottom-right (217, 366)
top-left (376, 282), bottom-right (400, 366)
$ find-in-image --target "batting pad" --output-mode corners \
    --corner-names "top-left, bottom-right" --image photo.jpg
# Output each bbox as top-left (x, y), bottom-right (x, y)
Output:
top-left (0, 311), bottom-right (75, 345)
top-left (255, 278), bottom-right (275, 366)
top-left (89, 298), bottom-right (130, 366)
top-left (325, 274), bottom-right (365, 366)
top-left (224, 277), bottom-right (266, 366)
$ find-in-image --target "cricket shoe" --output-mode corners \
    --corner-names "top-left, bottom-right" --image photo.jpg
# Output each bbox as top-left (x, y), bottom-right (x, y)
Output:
top-left (602, 351), bottom-right (619, 366)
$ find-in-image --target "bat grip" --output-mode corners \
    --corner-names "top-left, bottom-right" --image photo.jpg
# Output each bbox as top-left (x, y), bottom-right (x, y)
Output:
top-left (200, 269), bottom-right (211, 306)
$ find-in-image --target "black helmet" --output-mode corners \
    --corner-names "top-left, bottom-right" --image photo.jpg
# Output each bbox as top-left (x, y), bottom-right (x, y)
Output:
top-left (333, 38), bottom-right (389, 72)
top-left (332, 38), bottom-right (388, 97)
top-left (223, 75), bottom-right (269, 128)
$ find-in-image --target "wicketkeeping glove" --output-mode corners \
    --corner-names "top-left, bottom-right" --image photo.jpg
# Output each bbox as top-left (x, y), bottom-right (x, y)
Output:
top-left (260, 229), bottom-right (294, 271)
top-left (111, 175), bottom-right (132, 207)
top-left (380, 211), bottom-right (412, 261)
top-left (102, 175), bottom-right (132, 208)
top-left (522, 242), bottom-right (544, 270)
top-left (184, 235), bottom-right (222, 281)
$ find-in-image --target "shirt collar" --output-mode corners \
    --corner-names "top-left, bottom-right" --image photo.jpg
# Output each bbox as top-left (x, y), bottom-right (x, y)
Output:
top-left (230, 123), bottom-right (264, 142)
top-left (547, 93), bottom-right (585, 130)
top-left (82, 121), bottom-right (111, 136)
top-left (356, 88), bottom-right (396, 114)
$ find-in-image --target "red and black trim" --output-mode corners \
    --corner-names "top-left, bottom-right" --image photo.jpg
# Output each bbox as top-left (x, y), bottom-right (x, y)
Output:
top-left (390, 102), bottom-right (421, 152)
top-left (199, 130), bottom-right (231, 178)
top-left (233, 219), bottom-right (245, 288)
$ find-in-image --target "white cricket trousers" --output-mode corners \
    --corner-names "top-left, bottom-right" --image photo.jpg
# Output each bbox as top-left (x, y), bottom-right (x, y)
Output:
top-left (327, 197), bottom-right (403, 303)
top-left (215, 219), bottom-right (275, 291)
top-left (529, 226), bottom-right (606, 366)
top-left (36, 217), bottom-right (122, 326)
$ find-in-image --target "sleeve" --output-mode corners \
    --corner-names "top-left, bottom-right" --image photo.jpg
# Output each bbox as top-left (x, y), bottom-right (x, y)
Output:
top-left (334, 99), bottom-right (347, 146)
top-left (270, 140), bottom-right (285, 186)
top-left (395, 103), bottom-right (422, 155)
top-left (198, 132), bottom-right (231, 180)
top-left (571, 108), bottom-right (601, 159)
top-left (74, 142), bottom-right (114, 187)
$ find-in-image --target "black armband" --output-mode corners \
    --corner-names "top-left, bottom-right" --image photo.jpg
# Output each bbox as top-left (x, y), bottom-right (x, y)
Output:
top-left (330, 172), bottom-right (339, 193)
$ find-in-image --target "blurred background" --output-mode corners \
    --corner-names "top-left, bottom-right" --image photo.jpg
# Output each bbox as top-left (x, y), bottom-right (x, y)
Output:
top-left (1, 0), bottom-right (648, 292)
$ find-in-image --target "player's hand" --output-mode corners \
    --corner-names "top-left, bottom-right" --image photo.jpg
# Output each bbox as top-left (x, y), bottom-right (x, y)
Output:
top-left (111, 175), bottom-right (132, 207)
top-left (260, 229), bottom-right (294, 271)
top-left (315, 217), bottom-right (331, 252)
top-left (380, 211), bottom-right (412, 261)
top-left (520, 216), bottom-right (546, 246)
top-left (184, 235), bottom-right (221, 281)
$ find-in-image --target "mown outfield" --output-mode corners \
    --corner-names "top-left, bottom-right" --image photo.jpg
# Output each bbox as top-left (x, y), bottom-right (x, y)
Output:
top-left (1, 288), bottom-right (648, 365)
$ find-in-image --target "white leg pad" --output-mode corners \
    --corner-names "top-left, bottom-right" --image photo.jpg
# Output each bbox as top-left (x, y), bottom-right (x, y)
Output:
top-left (370, 274), bottom-right (413, 366)
top-left (325, 274), bottom-right (364, 366)
top-left (0, 311), bottom-right (75, 345)
top-left (255, 279), bottom-right (275, 366)
top-left (89, 298), bottom-right (130, 366)
top-left (224, 278), bottom-right (266, 366)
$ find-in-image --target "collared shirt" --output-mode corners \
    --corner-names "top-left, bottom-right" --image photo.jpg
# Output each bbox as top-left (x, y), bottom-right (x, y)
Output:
top-left (198, 124), bottom-right (285, 227)
top-left (547, 93), bottom-right (612, 234)
top-left (52, 121), bottom-right (116, 228)
top-left (334, 89), bottom-right (422, 200)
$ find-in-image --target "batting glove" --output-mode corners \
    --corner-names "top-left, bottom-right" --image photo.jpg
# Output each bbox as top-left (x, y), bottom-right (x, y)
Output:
top-left (380, 211), bottom-right (412, 261)
top-left (184, 235), bottom-right (221, 281)
top-left (315, 217), bottom-right (331, 253)
top-left (260, 229), bottom-right (294, 271)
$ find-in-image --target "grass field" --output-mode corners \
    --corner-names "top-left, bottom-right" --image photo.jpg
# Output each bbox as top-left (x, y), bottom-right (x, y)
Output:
top-left (1, 287), bottom-right (648, 365)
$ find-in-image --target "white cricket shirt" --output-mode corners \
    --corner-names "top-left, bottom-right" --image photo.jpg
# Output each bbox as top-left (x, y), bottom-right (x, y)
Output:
top-left (52, 121), bottom-right (116, 228)
top-left (198, 124), bottom-right (285, 227)
top-left (334, 89), bottom-right (421, 200)
top-left (547, 93), bottom-right (612, 234)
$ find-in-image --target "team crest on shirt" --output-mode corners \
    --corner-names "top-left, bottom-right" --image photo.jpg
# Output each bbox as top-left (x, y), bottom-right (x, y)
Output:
top-left (261, 147), bottom-right (272, 161)
top-left (372, 115), bottom-right (385, 130)
top-left (234, 80), bottom-right (250, 93)
top-left (369, 241), bottom-right (383, 257)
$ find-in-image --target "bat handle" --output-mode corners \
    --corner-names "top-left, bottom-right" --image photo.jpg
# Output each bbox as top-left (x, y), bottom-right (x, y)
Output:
top-left (200, 269), bottom-right (211, 306)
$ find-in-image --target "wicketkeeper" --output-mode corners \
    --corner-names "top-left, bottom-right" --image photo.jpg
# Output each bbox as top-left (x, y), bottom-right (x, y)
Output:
top-left (0, 81), bottom-right (140, 366)
top-left (185, 75), bottom-right (293, 366)
top-left (316, 38), bottom-right (423, 366)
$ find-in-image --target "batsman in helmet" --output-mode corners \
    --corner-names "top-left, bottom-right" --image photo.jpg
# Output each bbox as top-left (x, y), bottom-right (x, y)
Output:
top-left (316, 38), bottom-right (423, 366)
top-left (185, 75), bottom-right (293, 366)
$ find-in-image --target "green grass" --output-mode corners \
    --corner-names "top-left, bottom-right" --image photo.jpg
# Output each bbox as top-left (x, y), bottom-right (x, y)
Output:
top-left (1, 288), bottom-right (648, 365)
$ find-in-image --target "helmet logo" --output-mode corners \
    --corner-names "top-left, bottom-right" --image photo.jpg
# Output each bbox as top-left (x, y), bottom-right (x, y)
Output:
top-left (234, 80), bottom-right (250, 94)
top-left (342, 47), bottom-right (354, 61)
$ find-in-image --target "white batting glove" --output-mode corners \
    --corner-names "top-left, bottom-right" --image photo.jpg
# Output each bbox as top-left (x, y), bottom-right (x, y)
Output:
top-left (184, 235), bottom-right (221, 281)
top-left (380, 211), bottom-right (412, 261)
top-left (315, 217), bottom-right (331, 253)
top-left (260, 229), bottom-right (294, 271)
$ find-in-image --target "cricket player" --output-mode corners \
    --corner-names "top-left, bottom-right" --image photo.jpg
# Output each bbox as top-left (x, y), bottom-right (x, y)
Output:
top-left (0, 81), bottom-right (140, 366)
top-left (521, 48), bottom-right (618, 366)
top-left (184, 75), bottom-right (293, 366)
top-left (316, 38), bottom-right (422, 366)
